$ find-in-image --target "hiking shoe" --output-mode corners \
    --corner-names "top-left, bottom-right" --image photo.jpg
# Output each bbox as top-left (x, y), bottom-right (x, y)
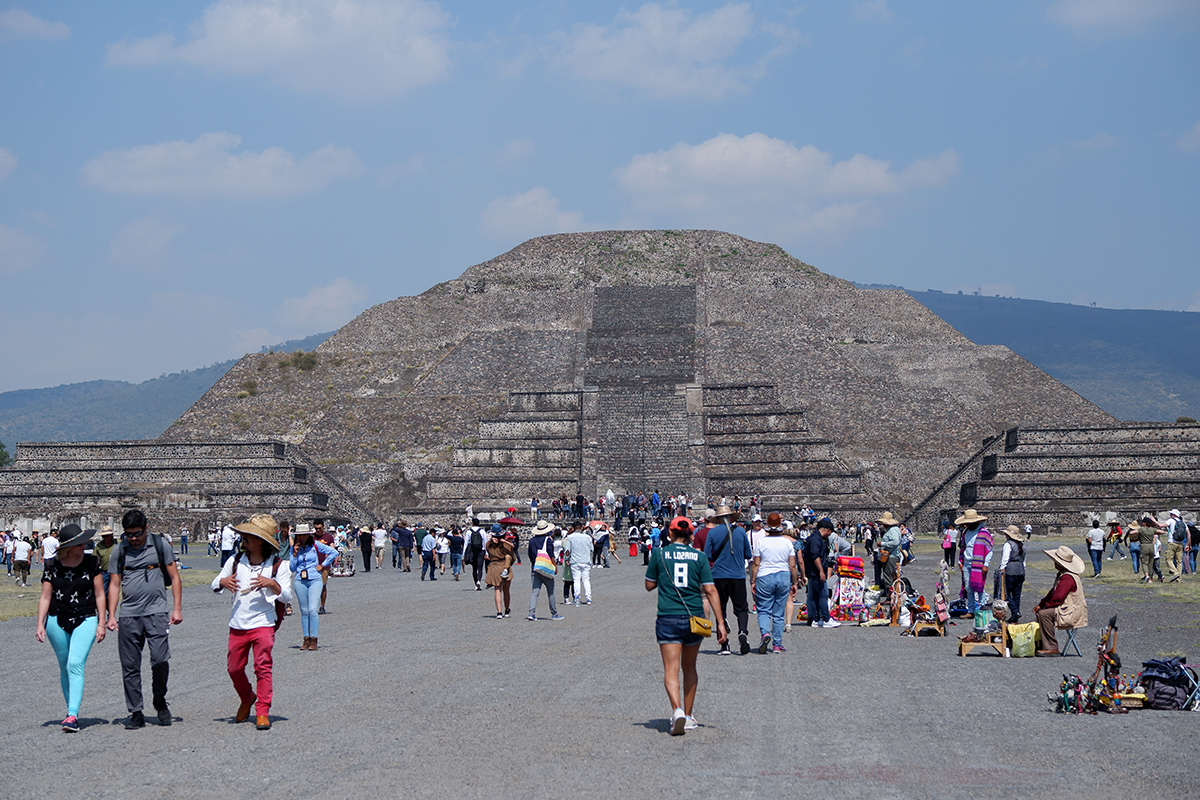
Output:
top-left (157, 707), bottom-right (172, 726)
top-left (758, 634), bottom-right (771, 654)
top-left (669, 707), bottom-right (686, 736)
top-left (61, 715), bottom-right (79, 733)
top-left (526, 615), bottom-right (537, 621)
top-left (551, 614), bottom-right (565, 621)
top-left (739, 635), bottom-right (751, 655)
top-left (684, 715), bottom-right (699, 731)
top-left (773, 645), bottom-right (786, 654)
top-left (125, 712), bottom-right (145, 730)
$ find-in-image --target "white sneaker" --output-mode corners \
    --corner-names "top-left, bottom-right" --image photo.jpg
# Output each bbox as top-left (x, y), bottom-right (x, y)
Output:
top-left (784, 624), bottom-right (792, 632)
top-left (823, 619), bottom-right (842, 628)
top-left (684, 715), bottom-right (699, 731)
top-left (670, 707), bottom-right (686, 736)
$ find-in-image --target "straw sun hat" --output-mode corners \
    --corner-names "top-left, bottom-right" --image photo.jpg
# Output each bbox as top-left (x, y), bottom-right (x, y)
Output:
top-left (954, 509), bottom-right (987, 526)
top-left (1044, 545), bottom-right (1085, 575)
top-left (232, 514), bottom-right (281, 552)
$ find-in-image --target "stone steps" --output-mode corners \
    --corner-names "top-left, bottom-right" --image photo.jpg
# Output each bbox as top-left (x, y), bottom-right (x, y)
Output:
top-left (0, 466), bottom-right (307, 486)
top-left (453, 448), bottom-right (579, 468)
top-left (968, 479), bottom-right (1200, 503)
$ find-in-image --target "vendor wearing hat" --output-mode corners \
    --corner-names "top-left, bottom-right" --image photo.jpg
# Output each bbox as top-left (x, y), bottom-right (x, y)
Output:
top-left (703, 505), bottom-right (753, 655)
top-left (876, 512), bottom-right (903, 592)
top-left (35, 523), bottom-right (105, 732)
top-left (997, 525), bottom-right (1028, 622)
top-left (955, 509), bottom-right (992, 616)
top-left (1032, 546), bottom-right (1088, 656)
top-left (213, 514), bottom-right (293, 729)
top-left (1104, 519), bottom-right (1127, 561)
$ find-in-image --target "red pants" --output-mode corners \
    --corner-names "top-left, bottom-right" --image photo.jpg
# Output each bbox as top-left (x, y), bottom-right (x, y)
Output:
top-left (227, 626), bottom-right (275, 717)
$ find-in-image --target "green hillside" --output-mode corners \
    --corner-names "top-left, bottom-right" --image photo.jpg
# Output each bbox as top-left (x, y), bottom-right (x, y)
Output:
top-left (0, 332), bottom-right (332, 455)
top-left (902, 291), bottom-right (1200, 423)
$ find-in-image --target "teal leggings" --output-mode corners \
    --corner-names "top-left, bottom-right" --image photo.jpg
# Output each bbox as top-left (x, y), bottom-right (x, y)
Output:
top-left (45, 615), bottom-right (98, 717)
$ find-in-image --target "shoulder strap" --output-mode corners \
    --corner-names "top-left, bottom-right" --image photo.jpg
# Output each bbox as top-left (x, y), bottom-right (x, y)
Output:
top-left (656, 545), bottom-right (697, 618)
top-left (709, 527), bottom-right (732, 561)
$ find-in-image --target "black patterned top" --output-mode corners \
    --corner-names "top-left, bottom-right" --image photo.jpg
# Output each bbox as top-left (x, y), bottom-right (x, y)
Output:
top-left (42, 554), bottom-right (102, 633)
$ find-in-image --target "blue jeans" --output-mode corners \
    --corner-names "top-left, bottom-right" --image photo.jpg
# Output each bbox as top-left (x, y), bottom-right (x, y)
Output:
top-left (421, 552), bottom-right (438, 579)
top-left (1106, 539), bottom-right (1125, 558)
top-left (1130, 544), bottom-right (1141, 574)
top-left (450, 552), bottom-right (463, 576)
top-left (45, 615), bottom-right (99, 717)
top-left (1190, 546), bottom-right (1198, 573)
top-left (294, 577), bottom-right (322, 637)
top-left (1089, 549), bottom-right (1103, 576)
top-left (806, 575), bottom-right (829, 625)
top-left (755, 571), bottom-right (791, 647)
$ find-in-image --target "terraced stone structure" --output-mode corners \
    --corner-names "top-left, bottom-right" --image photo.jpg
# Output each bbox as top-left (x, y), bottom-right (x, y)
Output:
top-left (0, 440), bottom-right (373, 531)
top-left (154, 230), bottom-right (1115, 523)
top-left (907, 423), bottom-right (1200, 532)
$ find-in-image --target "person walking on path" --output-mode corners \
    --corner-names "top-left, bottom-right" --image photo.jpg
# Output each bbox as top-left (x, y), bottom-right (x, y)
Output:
top-left (289, 522), bottom-right (336, 651)
top-left (395, 521), bottom-right (415, 572)
top-left (750, 512), bottom-right (799, 653)
top-left (485, 527), bottom-right (516, 618)
top-left (801, 518), bottom-right (838, 629)
top-left (464, 520), bottom-right (486, 589)
top-left (371, 524), bottom-right (388, 570)
top-left (703, 505), bottom-right (753, 655)
top-left (420, 526), bottom-right (439, 581)
top-left (526, 520), bottom-right (564, 621)
top-left (1166, 509), bottom-right (1189, 581)
top-left (1084, 520), bottom-right (1105, 578)
top-left (358, 526), bottom-right (373, 573)
top-left (36, 524), bottom-right (106, 732)
top-left (1105, 520), bottom-right (1127, 561)
top-left (644, 516), bottom-right (727, 735)
top-left (12, 534), bottom-right (33, 586)
top-left (212, 514), bottom-right (293, 730)
top-left (107, 509), bottom-right (182, 729)
top-left (562, 522), bottom-right (594, 606)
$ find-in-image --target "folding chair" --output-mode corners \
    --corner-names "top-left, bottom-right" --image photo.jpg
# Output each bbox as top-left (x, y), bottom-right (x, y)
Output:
top-left (1060, 627), bottom-right (1083, 656)
top-left (1181, 665), bottom-right (1200, 711)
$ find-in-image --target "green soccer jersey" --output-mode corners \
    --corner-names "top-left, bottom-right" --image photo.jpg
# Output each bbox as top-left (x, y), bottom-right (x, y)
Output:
top-left (645, 542), bottom-right (713, 617)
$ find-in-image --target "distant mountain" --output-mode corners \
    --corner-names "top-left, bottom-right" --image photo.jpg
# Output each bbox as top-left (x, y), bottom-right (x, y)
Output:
top-left (0, 332), bottom-right (333, 453)
top-left (899, 291), bottom-right (1200, 423)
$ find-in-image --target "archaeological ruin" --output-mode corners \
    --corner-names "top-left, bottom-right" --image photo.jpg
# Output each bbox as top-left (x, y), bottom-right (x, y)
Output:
top-left (2, 230), bottom-right (1196, 532)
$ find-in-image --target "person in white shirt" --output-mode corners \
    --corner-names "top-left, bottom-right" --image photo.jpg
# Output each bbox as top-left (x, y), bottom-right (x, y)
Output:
top-left (220, 523), bottom-right (239, 567)
top-left (41, 531), bottom-right (60, 564)
top-left (13, 535), bottom-right (34, 586)
top-left (371, 525), bottom-right (388, 569)
top-left (562, 523), bottom-right (595, 605)
top-left (212, 514), bottom-right (292, 731)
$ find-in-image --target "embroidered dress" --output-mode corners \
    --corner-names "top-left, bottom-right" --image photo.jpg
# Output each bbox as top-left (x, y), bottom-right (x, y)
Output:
top-left (966, 528), bottom-right (993, 593)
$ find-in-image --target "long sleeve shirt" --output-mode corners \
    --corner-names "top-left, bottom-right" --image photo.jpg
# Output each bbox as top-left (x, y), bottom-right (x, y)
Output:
top-left (212, 553), bottom-right (294, 629)
top-left (1037, 573), bottom-right (1077, 609)
top-left (290, 541), bottom-right (337, 577)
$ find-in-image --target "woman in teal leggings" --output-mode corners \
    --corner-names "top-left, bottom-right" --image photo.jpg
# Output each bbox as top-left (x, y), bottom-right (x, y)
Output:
top-left (36, 524), bottom-right (107, 732)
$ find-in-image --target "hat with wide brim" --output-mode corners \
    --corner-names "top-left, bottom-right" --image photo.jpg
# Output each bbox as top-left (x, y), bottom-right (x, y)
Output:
top-left (712, 505), bottom-right (738, 519)
top-left (955, 509), bottom-right (987, 526)
top-left (765, 511), bottom-right (784, 532)
top-left (233, 514), bottom-right (281, 551)
top-left (1001, 525), bottom-right (1027, 542)
top-left (1044, 545), bottom-right (1085, 575)
top-left (532, 519), bottom-right (554, 535)
top-left (293, 522), bottom-right (314, 535)
top-left (57, 524), bottom-right (93, 550)
top-left (875, 512), bottom-right (901, 527)
top-left (98, 524), bottom-right (115, 538)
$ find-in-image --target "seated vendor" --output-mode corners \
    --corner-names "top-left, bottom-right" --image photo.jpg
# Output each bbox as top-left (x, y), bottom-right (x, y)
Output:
top-left (1031, 546), bottom-right (1087, 656)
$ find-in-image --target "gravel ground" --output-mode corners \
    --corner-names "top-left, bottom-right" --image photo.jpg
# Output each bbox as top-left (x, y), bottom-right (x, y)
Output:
top-left (1, 541), bottom-right (1196, 800)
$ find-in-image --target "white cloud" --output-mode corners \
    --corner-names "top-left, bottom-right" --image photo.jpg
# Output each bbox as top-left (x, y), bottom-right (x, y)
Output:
top-left (1047, 0), bottom-right (1200, 35)
top-left (551, 2), bottom-right (783, 99)
top-left (81, 132), bottom-right (364, 197)
top-left (0, 8), bottom-right (69, 40)
top-left (0, 148), bottom-right (16, 180)
top-left (378, 155), bottom-right (428, 186)
top-left (853, 0), bottom-right (893, 22)
top-left (106, 0), bottom-right (451, 102)
top-left (480, 187), bottom-right (587, 240)
top-left (1073, 132), bottom-right (1119, 151)
top-left (0, 223), bottom-right (49, 275)
top-left (1176, 122), bottom-right (1200, 154)
top-left (277, 277), bottom-right (367, 330)
top-left (494, 139), bottom-right (535, 169)
top-left (108, 214), bottom-right (185, 270)
top-left (615, 132), bottom-right (959, 239)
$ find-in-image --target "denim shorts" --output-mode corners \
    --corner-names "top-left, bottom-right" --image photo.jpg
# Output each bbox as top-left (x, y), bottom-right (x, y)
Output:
top-left (656, 614), bottom-right (703, 646)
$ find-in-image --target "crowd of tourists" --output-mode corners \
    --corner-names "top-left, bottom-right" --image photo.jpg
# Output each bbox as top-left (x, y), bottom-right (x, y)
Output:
top-left (5, 498), bottom-right (1196, 738)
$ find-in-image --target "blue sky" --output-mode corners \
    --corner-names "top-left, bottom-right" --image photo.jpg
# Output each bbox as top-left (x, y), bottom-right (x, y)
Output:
top-left (1, 0), bottom-right (1198, 393)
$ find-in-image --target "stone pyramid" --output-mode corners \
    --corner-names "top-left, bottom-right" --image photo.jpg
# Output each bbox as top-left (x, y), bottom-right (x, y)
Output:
top-left (163, 230), bottom-right (1114, 520)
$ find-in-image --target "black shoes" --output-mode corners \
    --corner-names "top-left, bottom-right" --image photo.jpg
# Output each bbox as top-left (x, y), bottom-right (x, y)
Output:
top-left (739, 634), bottom-right (751, 656)
top-left (157, 707), bottom-right (172, 726)
top-left (125, 711), bottom-right (145, 730)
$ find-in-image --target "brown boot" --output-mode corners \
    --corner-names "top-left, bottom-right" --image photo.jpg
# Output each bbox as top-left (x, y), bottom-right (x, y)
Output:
top-left (310, 637), bottom-right (319, 651)
top-left (301, 637), bottom-right (311, 650)
top-left (236, 695), bottom-right (255, 723)
top-left (256, 715), bottom-right (271, 730)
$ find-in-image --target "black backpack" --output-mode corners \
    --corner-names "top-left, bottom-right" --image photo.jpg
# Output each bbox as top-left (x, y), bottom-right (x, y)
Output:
top-left (469, 529), bottom-right (483, 552)
top-left (115, 533), bottom-right (173, 587)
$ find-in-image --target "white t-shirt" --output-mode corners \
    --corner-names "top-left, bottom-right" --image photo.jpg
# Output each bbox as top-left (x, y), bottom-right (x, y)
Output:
top-left (41, 535), bottom-right (59, 560)
top-left (13, 540), bottom-right (33, 561)
top-left (753, 535), bottom-right (794, 577)
top-left (1086, 528), bottom-right (1105, 551)
top-left (220, 525), bottom-right (239, 549)
top-left (372, 528), bottom-right (388, 548)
